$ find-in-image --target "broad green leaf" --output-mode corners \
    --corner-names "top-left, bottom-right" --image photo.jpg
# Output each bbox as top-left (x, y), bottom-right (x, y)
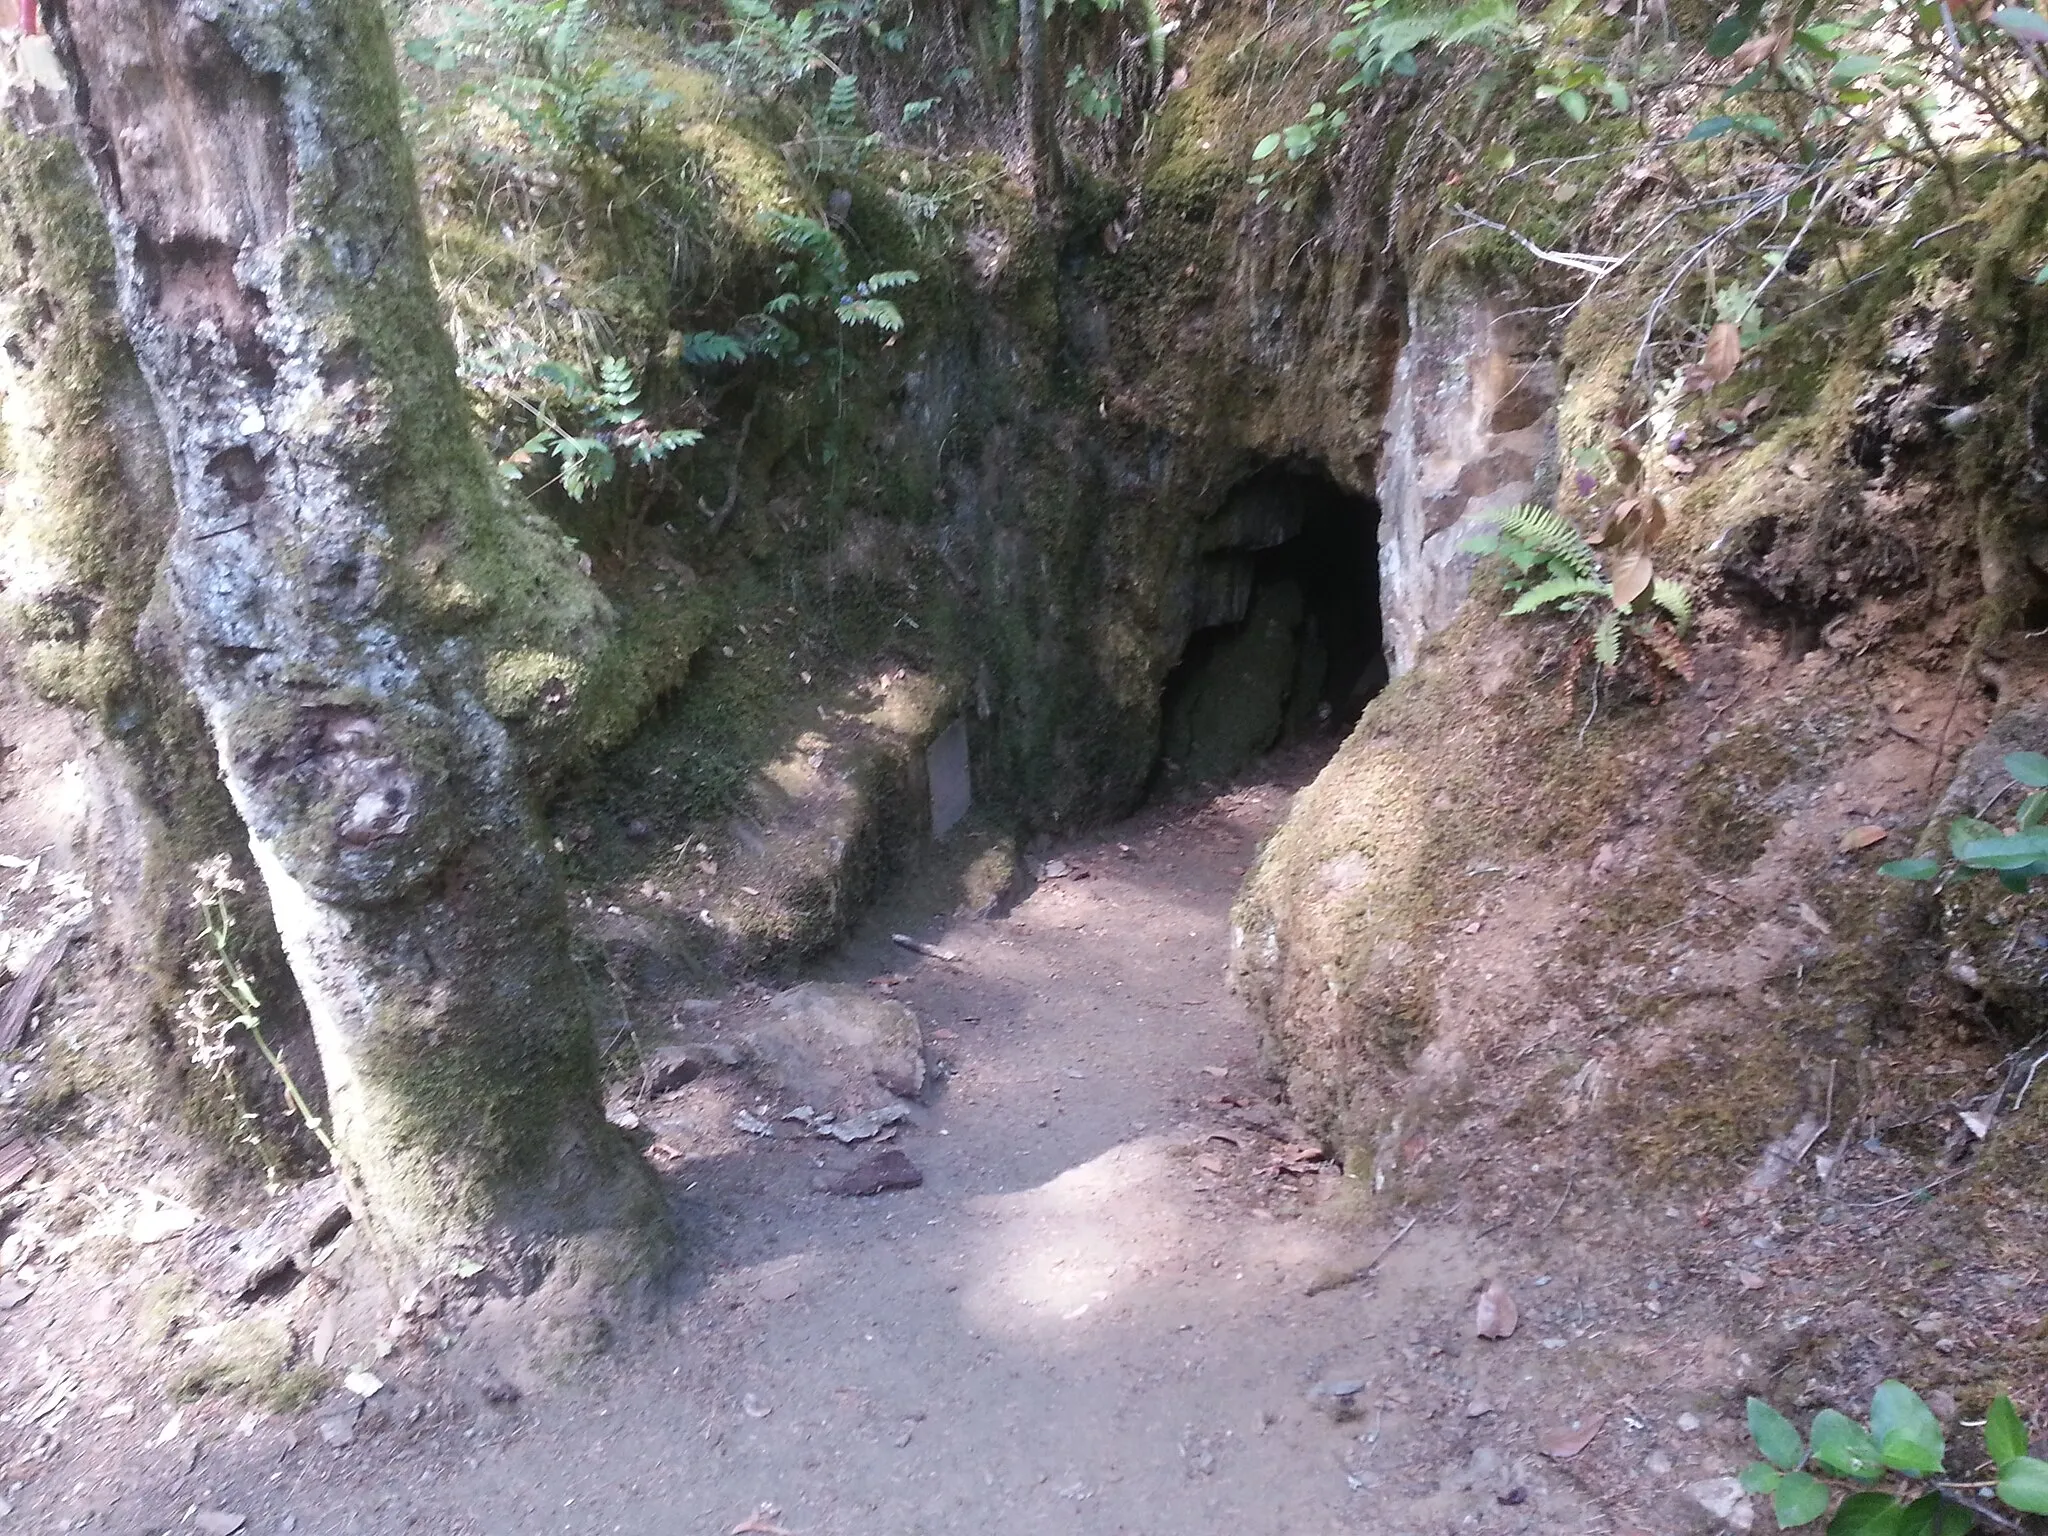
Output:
top-left (1252, 133), bottom-right (1282, 160)
top-left (1994, 6), bottom-right (2048, 44)
top-left (1870, 1382), bottom-right (1944, 1476)
top-left (1775, 1471), bottom-right (1831, 1527)
top-left (1687, 115), bottom-right (1739, 140)
top-left (1830, 52), bottom-right (1886, 83)
top-left (1828, 1491), bottom-right (1907, 1535)
top-left (1741, 1461), bottom-right (1785, 1494)
top-left (2005, 750), bottom-right (2048, 787)
top-left (1897, 1492), bottom-right (1975, 1535)
top-left (1559, 88), bottom-right (1589, 122)
top-left (1811, 1409), bottom-right (1885, 1480)
top-left (2000, 870), bottom-right (2032, 893)
top-left (1708, 12), bottom-right (1755, 54)
top-left (1950, 816), bottom-right (2003, 855)
top-left (2021, 792), bottom-right (2048, 831)
top-left (1999, 1454), bottom-right (2048, 1513)
top-left (1987, 1396), bottom-right (2028, 1469)
top-left (1879, 1427), bottom-right (1945, 1477)
top-left (1878, 857), bottom-right (1941, 881)
top-left (1953, 829), bottom-right (2048, 870)
top-left (1749, 1398), bottom-right (1806, 1470)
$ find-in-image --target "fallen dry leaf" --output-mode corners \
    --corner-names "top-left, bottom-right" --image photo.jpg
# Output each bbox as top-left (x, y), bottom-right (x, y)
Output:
top-left (1839, 825), bottom-right (1889, 852)
top-left (1611, 548), bottom-right (1655, 610)
top-left (1540, 1414), bottom-right (1607, 1460)
top-left (1701, 322), bottom-right (1743, 388)
top-left (1737, 1269), bottom-right (1767, 1290)
top-left (730, 1517), bottom-right (795, 1536)
top-left (1475, 1279), bottom-right (1519, 1340)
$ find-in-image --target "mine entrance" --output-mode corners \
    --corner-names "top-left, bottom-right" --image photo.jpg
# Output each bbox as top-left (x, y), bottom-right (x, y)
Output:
top-left (1153, 463), bottom-right (1386, 791)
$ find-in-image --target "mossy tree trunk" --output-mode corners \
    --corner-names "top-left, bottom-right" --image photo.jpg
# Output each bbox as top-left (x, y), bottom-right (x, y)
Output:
top-left (39, 0), bottom-right (672, 1297)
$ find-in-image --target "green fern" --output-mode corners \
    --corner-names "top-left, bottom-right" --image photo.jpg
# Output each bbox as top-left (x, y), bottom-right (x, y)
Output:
top-left (1506, 575), bottom-right (1608, 615)
top-left (1650, 577), bottom-right (1694, 632)
top-left (1593, 610), bottom-right (1622, 669)
top-left (1496, 503), bottom-right (1598, 578)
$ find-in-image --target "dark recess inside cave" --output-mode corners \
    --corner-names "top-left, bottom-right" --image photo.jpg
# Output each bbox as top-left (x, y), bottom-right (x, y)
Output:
top-left (1152, 463), bottom-right (1386, 792)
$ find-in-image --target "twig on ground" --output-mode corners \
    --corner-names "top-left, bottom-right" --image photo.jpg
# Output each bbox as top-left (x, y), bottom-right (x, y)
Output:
top-left (1304, 1216), bottom-right (1419, 1297)
top-left (891, 933), bottom-right (961, 964)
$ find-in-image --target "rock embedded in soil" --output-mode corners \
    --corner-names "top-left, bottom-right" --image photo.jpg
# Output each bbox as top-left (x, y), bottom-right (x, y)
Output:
top-left (744, 983), bottom-right (927, 1110)
top-left (817, 1149), bottom-right (923, 1197)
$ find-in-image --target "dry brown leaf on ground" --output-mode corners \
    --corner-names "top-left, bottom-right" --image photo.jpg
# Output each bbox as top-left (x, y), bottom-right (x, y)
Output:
top-left (1475, 1279), bottom-right (1519, 1339)
top-left (1701, 322), bottom-right (1743, 386)
top-left (1611, 549), bottom-right (1655, 610)
top-left (1539, 1414), bottom-right (1607, 1460)
top-left (731, 1511), bottom-right (795, 1536)
top-left (1839, 825), bottom-right (1890, 851)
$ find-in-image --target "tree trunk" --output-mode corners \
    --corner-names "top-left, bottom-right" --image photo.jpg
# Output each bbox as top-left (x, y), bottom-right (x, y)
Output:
top-left (1016, 0), bottom-right (1060, 209)
top-left (39, 0), bottom-right (672, 1298)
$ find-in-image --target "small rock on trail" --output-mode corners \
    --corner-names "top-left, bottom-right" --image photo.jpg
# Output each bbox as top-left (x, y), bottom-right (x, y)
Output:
top-left (816, 1148), bottom-right (923, 1196)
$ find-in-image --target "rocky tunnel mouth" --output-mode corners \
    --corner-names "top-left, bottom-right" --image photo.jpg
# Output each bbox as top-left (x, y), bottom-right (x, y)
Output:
top-left (1151, 462), bottom-right (1386, 793)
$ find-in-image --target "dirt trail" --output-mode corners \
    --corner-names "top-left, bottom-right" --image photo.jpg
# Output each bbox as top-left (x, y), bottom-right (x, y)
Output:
top-left (20, 762), bottom-right (1740, 1536)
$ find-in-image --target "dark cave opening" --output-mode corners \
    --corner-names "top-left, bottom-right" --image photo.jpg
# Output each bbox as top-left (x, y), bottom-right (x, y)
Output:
top-left (1152, 462), bottom-right (1386, 792)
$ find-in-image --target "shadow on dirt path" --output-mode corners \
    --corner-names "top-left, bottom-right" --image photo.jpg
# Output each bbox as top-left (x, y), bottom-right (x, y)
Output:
top-left (22, 752), bottom-right (1750, 1536)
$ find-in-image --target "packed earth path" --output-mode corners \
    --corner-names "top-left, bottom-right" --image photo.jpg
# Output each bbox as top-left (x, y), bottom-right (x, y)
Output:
top-left (28, 754), bottom-right (1781, 1536)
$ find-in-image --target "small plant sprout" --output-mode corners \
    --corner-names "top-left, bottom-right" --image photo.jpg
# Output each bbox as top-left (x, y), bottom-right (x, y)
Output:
top-left (1882, 751), bottom-right (2048, 891)
top-left (1741, 1383), bottom-right (2048, 1531)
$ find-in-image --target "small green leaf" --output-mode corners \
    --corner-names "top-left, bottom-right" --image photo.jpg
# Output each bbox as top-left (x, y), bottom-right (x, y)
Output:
top-left (1828, 1491), bottom-right (1908, 1535)
top-left (1749, 1398), bottom-right (1806, 1470)
top-left (1999, 1454), bottom-right (2048, 1514)
top-left (1685, 114), bottom-right (1738, 140)
top-left (1987, 1396), bottom-right (2029, 1469)
top-left (1829, 52), bottom-right (1887, 83)
top-left (1811, 1409), bottom-right (1885, 1480)
top-left (1558, 88), bottom-right (1589, 122)
top-left (2021, 792), bottom-right (2048, 831)
top-left (1252, 133), bottom-right (1282, 160)
top-left (1871, 1382), bottom-right (1945, 1476)
top-left (1741, 1461), bottom-right (1785, 1494)
top-left (2005, 750), bottom-right (2048, 787)
top-left (1878, 857), bottom-right (1941, 882)
top-left (1775, 1470), bottom-right (1831, 1527)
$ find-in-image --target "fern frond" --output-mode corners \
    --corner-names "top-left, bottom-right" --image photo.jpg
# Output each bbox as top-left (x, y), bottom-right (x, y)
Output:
top-left (861, 269), bottom-right (920, 292)
top-left (1593, 610), bottom-right (1622, 670)
top-left (1496, 503), bottom-right (1597, 578)
top-left (836, 297), bottom-right (903, 331)
top-left (597, 355), bottom-right (638, 411)
top-left (1650, 577), bottom-right (1694, 633)
top-left (1637, 621), bottom-right (1696, 681)
top-left (825, 71), bottom-right (860, 128)
top-left (1506, 575), bottom-right (1607, 615)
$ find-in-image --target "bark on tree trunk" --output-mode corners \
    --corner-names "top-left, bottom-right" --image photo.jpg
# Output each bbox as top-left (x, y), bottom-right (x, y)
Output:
top-left (39, 0), bottom-right (672, 1298)
top-left (1016, 0), bottom-right (1060, 209)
